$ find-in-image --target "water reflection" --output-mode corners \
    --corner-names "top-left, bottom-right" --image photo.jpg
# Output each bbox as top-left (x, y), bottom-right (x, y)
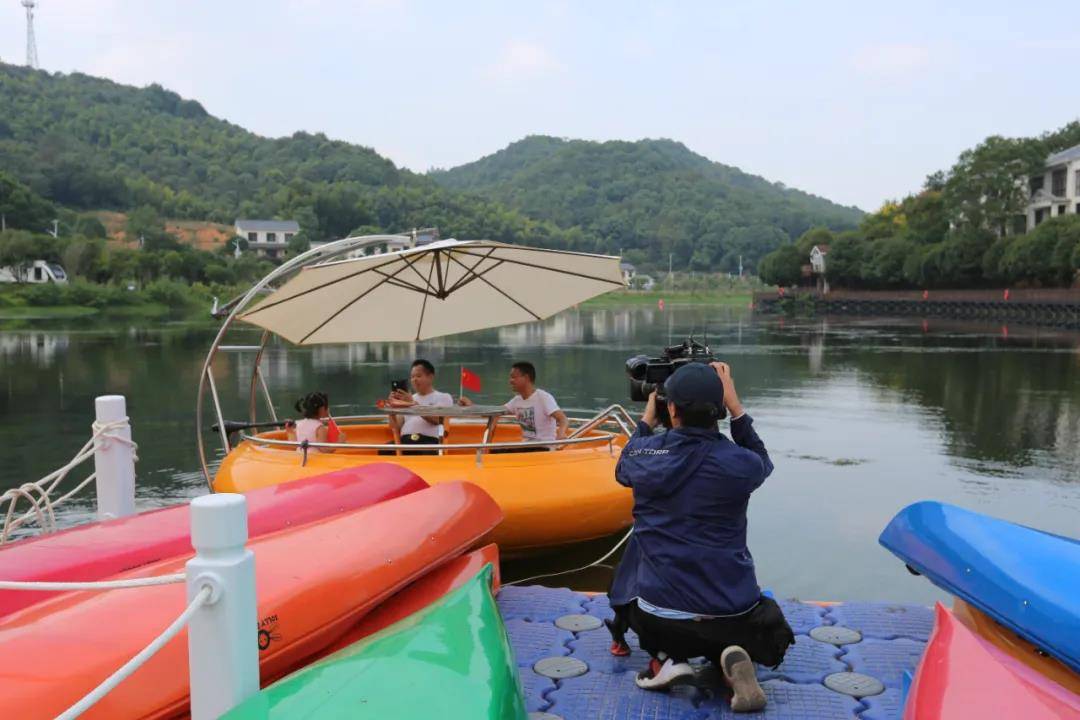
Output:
top-left (2, 309), bottom-right (1078, 603)
top-left (0, 331), bottom-right (70, 365)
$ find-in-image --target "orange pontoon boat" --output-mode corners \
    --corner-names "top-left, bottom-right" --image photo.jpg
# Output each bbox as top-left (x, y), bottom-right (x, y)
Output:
top-left (213, 412), bottom-right (633, 552)
top-left (198, 236), bottom-right (636, 553)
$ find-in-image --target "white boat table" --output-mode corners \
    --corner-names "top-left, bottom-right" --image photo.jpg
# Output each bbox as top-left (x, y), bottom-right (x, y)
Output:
top-left (376, 404), bottom-right (509, 458)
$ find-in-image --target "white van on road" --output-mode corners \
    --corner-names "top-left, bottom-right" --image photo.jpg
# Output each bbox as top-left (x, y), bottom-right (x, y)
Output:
top-left (0, 260), bottom-right (69, 284)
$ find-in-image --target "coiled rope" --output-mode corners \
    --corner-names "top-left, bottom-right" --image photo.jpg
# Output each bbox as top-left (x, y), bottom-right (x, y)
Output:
top-left (0, 417), bottom-right (138, 544)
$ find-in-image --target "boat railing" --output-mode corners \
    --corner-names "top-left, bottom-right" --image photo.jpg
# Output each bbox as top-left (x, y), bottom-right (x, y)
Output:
top-left (566, 404), bottom-right (637, 439)
top-left (241, 427), bottom-right (622, 455)
top-left (230, 406), bottom-right (635, 465)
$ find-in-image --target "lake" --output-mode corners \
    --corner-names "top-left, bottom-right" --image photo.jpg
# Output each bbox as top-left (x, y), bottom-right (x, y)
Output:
top-left (2, 306), bottom-right (1078, 605)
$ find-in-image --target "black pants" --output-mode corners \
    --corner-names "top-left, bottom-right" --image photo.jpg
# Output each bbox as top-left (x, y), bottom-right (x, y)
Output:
top-left (379, 434), bottom-right (440, 456)
top-left (619, 597), bottom-right (794, 668)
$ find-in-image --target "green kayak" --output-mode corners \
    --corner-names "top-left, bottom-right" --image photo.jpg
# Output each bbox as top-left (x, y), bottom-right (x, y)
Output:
top-left (223, 564), bottom-right (526, 719)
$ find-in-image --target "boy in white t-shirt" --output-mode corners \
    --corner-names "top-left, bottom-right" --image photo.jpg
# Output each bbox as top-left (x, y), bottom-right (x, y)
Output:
top-left (387, 359), bottom-right (454, 454)
top-left (460, 361), bottom-right (568, 449)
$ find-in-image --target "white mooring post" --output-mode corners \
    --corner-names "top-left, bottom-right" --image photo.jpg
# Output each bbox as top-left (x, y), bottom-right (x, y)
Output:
top-left (186, 494), bottom-right (259, 720)
top-left (93, 395), bottom-right (136, 521)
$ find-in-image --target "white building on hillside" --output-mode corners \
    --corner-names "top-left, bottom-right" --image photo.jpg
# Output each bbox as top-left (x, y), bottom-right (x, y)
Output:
top-left (1025, 144), bottom-right (1080, 230)
top-left (234, 219), bottom-right (300, 259)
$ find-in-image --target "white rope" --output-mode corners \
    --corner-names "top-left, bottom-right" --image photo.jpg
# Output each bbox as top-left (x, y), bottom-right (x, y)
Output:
top-left (0, 418), bottom-right (138, 543)
top-left (505, 526), bottom-right (634, 586)
top-left (0, 573), bottom-right (185, 591)
top-left (56, 584), bottom-right (212, 720)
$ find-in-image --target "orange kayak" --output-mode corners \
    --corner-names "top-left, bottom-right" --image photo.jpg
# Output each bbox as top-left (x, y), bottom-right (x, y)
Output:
top-left (0, 482), bottom-right (502, 720)
top-left (0, 464), bottom-right (426, 618)
top-left (322, 543), bottom-right (501, 656)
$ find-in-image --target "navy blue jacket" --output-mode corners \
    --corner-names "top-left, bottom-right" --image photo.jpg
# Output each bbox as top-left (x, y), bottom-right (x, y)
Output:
top-left (609, 415), bottom-right (774, 616)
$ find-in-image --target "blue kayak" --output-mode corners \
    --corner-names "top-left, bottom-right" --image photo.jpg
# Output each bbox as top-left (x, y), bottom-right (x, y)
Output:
top-left (879, 501), bottom-right (1080, 674)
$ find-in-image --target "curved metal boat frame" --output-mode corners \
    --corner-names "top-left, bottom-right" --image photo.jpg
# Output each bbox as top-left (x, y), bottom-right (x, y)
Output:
top-left (195, 235), bottom-right (638, 490)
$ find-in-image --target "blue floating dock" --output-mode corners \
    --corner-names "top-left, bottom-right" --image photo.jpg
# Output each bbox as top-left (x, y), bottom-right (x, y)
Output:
top-left (498, 586), bottom-right (932, 720)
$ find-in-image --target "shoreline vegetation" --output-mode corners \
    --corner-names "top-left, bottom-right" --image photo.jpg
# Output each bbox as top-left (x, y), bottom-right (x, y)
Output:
top-left (0, 279), bottom-right (244, 322)
top-left (582, 288), bottom-right (753, 307)
top-left (0, 284), bottom-right (758, 322)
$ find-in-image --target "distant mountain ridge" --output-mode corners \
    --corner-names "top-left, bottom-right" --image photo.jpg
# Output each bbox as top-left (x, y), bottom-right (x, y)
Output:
top-left (1, 62), bottom-right (860, 271)
top-left (0, 62), bottom-right (587, 248)
top-left (431, 136), bottom-right (863, 272)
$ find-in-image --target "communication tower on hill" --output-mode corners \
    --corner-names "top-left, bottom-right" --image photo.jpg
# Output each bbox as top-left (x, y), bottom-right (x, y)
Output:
top-left (23, 0), bottom-right (39, 69)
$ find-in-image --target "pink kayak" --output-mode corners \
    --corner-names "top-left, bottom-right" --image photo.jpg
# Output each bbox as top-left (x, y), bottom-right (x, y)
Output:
top-left (0, 463), bottom-right (427, 619)
top-left (905, 603), bottom-right (1080, 719)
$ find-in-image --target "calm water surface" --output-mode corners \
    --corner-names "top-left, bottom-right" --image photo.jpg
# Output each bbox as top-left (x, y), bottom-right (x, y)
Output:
top-left (2, 307), bottom-right (1078, 605)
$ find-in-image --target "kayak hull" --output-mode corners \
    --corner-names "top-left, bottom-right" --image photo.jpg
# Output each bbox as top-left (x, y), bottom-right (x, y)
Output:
top-left (0, 464), bottom-right (426, 619)
top-left (222, 565), bottom-right (526, 720)
top-left (0, 482), bottom-right (503, 720)
top-left (879, 501), bottom-right (1080, 674)
top-left (214, 423), bottom-right (632, 552)
top-left (905, 603), bottom-right (1080, 719)
top-left (322, 543), bottom-right (501, 656)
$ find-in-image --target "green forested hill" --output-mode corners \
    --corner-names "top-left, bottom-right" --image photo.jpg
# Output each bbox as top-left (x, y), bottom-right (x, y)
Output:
top-left (1, 62), bottom-right (861, 270)
top-left (0, 63), bottom-right (580, 247)
top-left (431, 136), bottom-right (863, 272)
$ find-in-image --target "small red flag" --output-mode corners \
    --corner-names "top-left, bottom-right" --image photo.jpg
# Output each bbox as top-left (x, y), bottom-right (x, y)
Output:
top-left (326, 417), bottom-right (341, 442)
top-left (461, 367), bottom-right (482, 393)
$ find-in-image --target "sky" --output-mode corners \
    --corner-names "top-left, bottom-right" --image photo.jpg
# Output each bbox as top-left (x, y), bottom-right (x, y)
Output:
top-left (1, 0), bottom-right (1077, 211)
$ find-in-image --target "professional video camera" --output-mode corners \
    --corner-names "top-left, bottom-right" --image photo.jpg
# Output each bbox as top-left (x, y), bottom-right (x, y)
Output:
top-left (625, 337), bottom-right (719, 427)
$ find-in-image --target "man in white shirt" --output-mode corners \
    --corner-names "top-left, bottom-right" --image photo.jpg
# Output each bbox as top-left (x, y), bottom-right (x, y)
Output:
top-left (387, 359), bottom-right (454, 454)
top-left (461, 361), bottom-right (568, 449)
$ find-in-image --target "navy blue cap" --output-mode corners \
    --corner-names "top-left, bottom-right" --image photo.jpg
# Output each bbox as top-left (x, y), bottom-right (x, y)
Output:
top-left (664, 362), bottom-right (724, 407)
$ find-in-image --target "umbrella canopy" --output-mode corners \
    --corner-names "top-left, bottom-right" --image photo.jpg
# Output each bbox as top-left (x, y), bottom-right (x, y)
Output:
top-left (238, 240), bottom-right (625, 343)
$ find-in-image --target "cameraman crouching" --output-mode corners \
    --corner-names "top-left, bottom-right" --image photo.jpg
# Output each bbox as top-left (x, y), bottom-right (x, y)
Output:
top-left (608, 361), bottom-right (793, 712)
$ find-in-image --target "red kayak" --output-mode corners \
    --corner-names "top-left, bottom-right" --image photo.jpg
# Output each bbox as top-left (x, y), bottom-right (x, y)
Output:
top-left (905, 603), bottom-right (1080, 719)
top-left (0, 464), bottom-right (426, 619)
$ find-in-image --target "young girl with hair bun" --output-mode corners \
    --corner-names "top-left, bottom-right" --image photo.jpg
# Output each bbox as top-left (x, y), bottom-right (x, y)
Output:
top-left (286, 391), bottom-right (343, 452)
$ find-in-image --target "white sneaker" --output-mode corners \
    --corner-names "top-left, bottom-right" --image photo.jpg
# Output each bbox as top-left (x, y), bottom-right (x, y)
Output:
top-left (720, 645), bottom-right (766, 712)
top-left (635, 653), bottom-right (695, 691)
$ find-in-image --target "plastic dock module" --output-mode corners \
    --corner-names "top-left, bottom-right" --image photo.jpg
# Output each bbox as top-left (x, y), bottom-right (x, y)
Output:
top-left (498, 587), bottom-right (934, 720)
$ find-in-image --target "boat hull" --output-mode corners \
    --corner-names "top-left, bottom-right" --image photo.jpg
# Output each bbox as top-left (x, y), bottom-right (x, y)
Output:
top-left (905, 603), bottom-right (1080, 719)
top-left (0, 482), bottom-right (502, 720)
top-left (214, 424), bottom-right (632, 552)
top-left (0, 464), bottom-right (426, 619)
top-left (222, 565), bottom-right (526, 720)
top-left (322, 543), bottom-right (501, 656)
top-left (879, 500), bottom-right (1080, 674)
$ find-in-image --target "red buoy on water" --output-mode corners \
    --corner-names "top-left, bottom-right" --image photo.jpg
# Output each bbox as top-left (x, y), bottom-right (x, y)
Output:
top-left (1003, 288), bottom-right (1010, 301)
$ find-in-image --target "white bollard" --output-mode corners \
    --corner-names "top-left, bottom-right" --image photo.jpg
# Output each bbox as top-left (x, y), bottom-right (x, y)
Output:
top-left (186, 494), bottom-right (259, 720)
top-left (93, 395), bottom-right (136, 521)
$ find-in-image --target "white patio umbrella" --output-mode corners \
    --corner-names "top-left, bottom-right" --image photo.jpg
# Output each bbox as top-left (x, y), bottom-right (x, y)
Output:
top-left (238, 239), bottom-right (625, 343)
